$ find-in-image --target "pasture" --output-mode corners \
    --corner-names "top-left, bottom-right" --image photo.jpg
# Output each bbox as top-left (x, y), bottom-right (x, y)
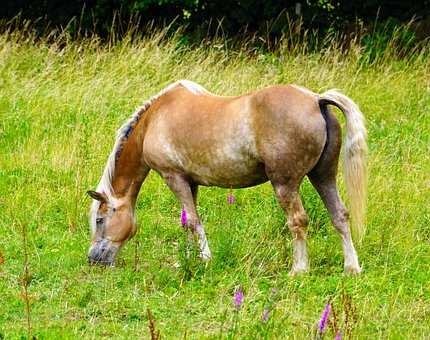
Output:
top-left (0, 28), bottom-right (429, 338)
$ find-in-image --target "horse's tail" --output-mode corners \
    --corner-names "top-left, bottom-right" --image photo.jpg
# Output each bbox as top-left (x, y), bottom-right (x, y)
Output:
top-left (319, 90), bottom-right (368, 242)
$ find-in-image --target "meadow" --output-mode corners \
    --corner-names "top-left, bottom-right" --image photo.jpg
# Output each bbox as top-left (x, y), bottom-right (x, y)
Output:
top-left (0, 26), bottom-right (429, 338)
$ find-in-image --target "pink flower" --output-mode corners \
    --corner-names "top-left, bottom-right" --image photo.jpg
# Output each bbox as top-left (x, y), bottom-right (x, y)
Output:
top-left (262, 308), bottom-right (270, 322)
top-left (227, 192), bottom-right (235, 205)
top-left (233, 288), bottom-right (244, 310)
top-left (181, 208), bottom-right (187, 227)
top-left (318, 303), bottom-right (331, 334)
top-left (335, 331), bottom-right (342, 340)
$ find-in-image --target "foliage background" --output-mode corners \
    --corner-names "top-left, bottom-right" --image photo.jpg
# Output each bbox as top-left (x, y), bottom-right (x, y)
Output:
top-left (2, 0), bottom-right (430, 40)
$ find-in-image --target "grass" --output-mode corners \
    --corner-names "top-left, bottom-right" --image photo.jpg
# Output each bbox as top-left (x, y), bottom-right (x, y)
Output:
top-left (0, 26), bottom-right (429, 338)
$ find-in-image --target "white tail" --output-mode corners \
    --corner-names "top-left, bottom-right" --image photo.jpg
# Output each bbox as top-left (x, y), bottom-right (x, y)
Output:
top-left (320, 90), bottom-right (368, 242)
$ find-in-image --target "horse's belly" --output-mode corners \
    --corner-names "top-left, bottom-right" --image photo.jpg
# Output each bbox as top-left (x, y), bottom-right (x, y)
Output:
top-left (186, 158), bottom-right (268, 188)
top-left (178, 132), bottom-right (267, 187)
top-left (146, 137), bottom-right (267, 188)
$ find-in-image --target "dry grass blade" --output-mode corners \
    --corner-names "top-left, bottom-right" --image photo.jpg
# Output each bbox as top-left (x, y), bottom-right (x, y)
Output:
top-left (20, 223), bottom-right (32, 339)
top-left (147, 308), bottom-right (161, 340)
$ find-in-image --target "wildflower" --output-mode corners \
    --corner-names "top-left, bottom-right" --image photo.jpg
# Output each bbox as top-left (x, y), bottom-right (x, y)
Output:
top-left (233, 288), bottom-right (244, 311)
top-left (227, 192), bottom-right (235, 205)
top-left (262, 308), bottom-right (270, 323)
top-left (335, 331), bottom-right (342, 340)
top-left (318, 303), bottom-right (331, 334)
top-left (181, 208), bottom-right (187, 227)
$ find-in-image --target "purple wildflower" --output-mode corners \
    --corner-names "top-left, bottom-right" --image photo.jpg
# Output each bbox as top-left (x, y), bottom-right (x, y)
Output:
top-left (181, 208), bottom-right (187, 227)
top-left (233, 288), bottom-right (244, 311)
top-left (227, 192), bottom-right (235, 205)
top-left (318, 303), bottom-right (331, 334)
top-left (262, 308), bottom-right (270, 323)
top-left (335, 331), bottom-right (342, 340)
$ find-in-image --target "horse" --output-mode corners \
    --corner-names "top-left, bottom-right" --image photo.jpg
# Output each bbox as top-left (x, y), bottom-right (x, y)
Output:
top-left (87, 80), bottom-right (367, 275)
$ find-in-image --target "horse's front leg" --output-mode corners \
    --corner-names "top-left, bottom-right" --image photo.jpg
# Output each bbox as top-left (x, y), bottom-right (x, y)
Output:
top-left (162, 172), bottom-right (211, 260)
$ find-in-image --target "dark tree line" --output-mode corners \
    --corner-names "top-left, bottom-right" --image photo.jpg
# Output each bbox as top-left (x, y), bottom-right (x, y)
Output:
top-left (1, 0), bottom-right (429, 38)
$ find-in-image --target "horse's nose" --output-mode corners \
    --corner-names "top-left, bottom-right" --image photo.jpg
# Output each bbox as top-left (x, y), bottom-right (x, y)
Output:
top-left (88, 252), bottom-right (101, 265)
top-left (87, 238), bottom-right (119, 266)
top-left (88, 244), bottom-right (115, 266)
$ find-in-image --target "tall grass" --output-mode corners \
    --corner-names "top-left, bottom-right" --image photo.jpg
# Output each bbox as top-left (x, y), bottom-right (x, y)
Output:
top-left (0, 23), bottom-right (429, 338)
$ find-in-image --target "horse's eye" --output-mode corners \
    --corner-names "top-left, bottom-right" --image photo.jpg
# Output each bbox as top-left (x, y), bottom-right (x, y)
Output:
top-left (112, 208), bottom-right (116, 212)
top-left (96, 218), bottom-right (104, 224)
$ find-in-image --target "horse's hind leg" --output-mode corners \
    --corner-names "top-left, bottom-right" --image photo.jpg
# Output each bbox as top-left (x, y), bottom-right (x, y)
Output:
top-left (309, 176), bottom-right (361, 273)
top-left (308, 107), bottom-right (361, 273)
top-left (271, 180), bottom-right (310, 275)
top-left (162, 173), bottom-right (211, 260)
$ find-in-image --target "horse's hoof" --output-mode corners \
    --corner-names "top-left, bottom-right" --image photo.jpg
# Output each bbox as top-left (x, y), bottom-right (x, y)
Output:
top-left (288, 267), bottom-right (309, 276)
top-left (344, 265), bottom-right (362, 274)
top-left (200, 253), bottom-right (212, 262)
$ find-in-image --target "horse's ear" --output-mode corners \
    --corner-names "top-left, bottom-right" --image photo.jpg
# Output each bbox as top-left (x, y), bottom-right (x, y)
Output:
top-left (86, 190), bottom-right (108, 203)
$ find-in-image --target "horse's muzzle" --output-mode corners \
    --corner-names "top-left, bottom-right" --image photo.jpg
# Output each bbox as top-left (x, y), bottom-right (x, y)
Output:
top-left (87, 239), bottom-right (118, 266)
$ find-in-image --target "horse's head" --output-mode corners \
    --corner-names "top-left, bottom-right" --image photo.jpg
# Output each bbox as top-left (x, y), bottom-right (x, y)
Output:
top-left (86, 190), bottom-right (136, 266)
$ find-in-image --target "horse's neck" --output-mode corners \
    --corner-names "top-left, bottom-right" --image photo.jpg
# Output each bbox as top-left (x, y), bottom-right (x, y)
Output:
top-left (111, 174), bottom-right (144, 208)
top-left (110, 132), bottom-right (147, 207)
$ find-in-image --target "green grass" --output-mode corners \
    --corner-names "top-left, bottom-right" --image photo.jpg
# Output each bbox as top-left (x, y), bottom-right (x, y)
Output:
top-left (0, 28), bottom-right (429, 339)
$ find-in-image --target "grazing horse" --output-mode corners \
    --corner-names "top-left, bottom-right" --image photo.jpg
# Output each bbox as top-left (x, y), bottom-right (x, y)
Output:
top-left (87, 80), bottom-right (367, 275)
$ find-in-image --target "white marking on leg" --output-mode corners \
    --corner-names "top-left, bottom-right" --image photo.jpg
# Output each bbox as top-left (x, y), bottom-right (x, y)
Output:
top-left (290, 238), bottom-right (309, 275)
top-left (333, 212), bottom-right (362, 274)
top-left (288, 207), bottom-right (310, 275)
top-left (195, 224), bottom-right (211, 260)
top-left (341, 234), bottom-right (361, 273)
